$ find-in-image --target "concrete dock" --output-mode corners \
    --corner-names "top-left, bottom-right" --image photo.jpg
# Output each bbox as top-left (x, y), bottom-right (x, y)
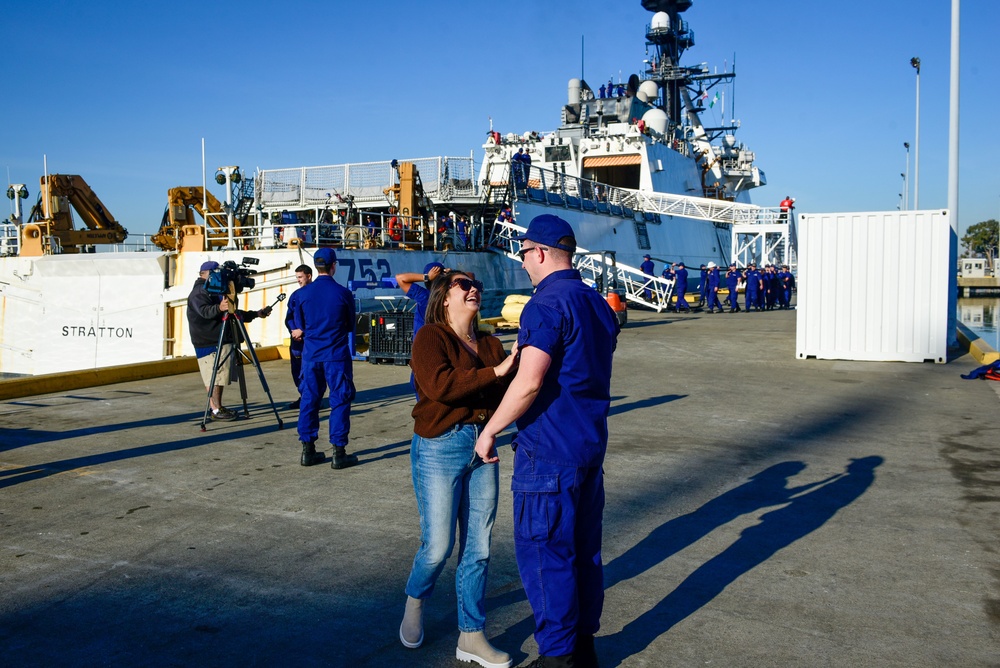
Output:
top-left (2, 308), bottom-right (999, 667)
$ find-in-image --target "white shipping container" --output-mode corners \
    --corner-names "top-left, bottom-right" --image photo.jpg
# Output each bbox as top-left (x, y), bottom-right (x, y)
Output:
top-left (795, 210), bottom-right (950, 363)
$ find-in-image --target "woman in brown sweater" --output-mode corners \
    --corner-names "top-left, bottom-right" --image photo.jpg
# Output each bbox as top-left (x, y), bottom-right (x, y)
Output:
top-left (399, 271), bottom-right (518, 668)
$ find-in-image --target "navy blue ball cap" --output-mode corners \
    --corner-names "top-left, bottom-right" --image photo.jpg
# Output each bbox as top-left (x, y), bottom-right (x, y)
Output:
top-left (200, 260), bottom-right (219, 272)
top-left (314, 248), bottom-right (337, 267)
top-left (643, 254), bottom-right (651, 259)
top-left (512, 214), bottom-right (575, 251)
top-left (423, 261), bottom-right (444, 274)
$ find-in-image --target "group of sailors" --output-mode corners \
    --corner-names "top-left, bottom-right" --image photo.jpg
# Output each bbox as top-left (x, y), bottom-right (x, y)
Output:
top-left (598, 79), bottom-right (626, 99)
top-left (643, 256), bottom-right (796, 313)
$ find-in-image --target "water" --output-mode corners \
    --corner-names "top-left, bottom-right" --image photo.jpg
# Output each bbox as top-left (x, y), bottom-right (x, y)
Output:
top-left (958, 297), bottom-right (999, 350)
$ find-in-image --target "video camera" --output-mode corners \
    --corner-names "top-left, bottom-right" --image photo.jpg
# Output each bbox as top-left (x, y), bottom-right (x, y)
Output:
top-left (206, 257), bottom-right (259, 296)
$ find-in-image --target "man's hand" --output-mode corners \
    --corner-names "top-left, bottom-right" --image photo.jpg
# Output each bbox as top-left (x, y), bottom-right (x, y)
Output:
top-left (218, 297), bottom-right (231, 312)
top-left (258, 306), bottom-right (273, 317)
top-left (475, 431), bottom-right (499, 464)
top-left (291, 328), bottom-right (304, 341)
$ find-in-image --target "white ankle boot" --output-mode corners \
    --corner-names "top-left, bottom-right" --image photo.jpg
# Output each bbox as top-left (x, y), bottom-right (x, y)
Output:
top-left (456, 630), bottom-right (512, 668)
top-left (399, 596), bottom-right (424, 648)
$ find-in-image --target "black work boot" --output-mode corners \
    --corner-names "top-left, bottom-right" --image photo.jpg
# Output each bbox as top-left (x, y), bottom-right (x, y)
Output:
top-left (332, 445), bottom-right (358, 470)
top-left (526, 654), bottom-right (575, 668)
top-left (573, 634), bottom-right (599, 668)
top-left (300, 441), bottom-right (324, 466)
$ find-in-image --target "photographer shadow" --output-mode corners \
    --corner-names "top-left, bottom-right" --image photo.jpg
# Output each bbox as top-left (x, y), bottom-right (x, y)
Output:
top-left (599, 456), bottom-right (883, 666)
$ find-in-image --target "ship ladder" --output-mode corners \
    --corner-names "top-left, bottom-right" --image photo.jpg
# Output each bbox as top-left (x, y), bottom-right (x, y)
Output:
top-left (490, 219), bottom-right (675, 313)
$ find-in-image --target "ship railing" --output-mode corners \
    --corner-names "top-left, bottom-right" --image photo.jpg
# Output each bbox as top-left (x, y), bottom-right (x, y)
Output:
top-left (0, 221), bottom-right (20, 256)
top-left (506, 163), bottom-right (785, 228)
top-left (254, 156), bottom-right (478, 211)
top-left (188, 208), bottom-right (493, 253)
top-left (490, 218), bottom-right (674, 313)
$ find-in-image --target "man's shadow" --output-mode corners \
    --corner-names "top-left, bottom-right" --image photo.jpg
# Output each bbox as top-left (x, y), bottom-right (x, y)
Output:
top-left (599, 456), bottom-right (883, 666)
top-left (603, 461), bottom-right (835, 589)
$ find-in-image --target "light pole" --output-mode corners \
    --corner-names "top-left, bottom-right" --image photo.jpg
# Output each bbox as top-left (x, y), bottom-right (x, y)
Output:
top-left (900, 174), bottom-right (906, 211)
top-left (903, 141), bottom-right (910, 210)
top-left (911, 57), bottom-right (921, 209)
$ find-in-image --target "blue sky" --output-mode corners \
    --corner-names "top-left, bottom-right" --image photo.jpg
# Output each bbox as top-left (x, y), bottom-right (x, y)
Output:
top-left (3, 0), bottom-right (997, 240)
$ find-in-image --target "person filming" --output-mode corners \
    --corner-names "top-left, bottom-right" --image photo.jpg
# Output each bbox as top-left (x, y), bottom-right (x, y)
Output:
top-left (186, 260), bottom-right (272, 420)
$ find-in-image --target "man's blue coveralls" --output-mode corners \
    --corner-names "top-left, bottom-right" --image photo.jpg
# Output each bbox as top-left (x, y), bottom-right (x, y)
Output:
top-left (293, 256), bottom-right (356, 446)
top-left (640, 255), bottom-right (655, 300)
top-left (672, 265), bottom-right (691, 311)
top-left (512, 268), bottom-right (620, 658)
top-left (285, 288), bottom-right (305, 393)
top-left (726, 266), bottom-right (740, 312)
top-left (698, 265), bottom-right (709, 305)
top-left (745, 268), bottom-right (760, 311)
top-left (706, 265), bottom-right (723, 312)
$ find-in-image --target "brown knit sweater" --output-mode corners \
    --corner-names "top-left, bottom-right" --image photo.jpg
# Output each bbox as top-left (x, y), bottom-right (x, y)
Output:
top-left (410, 323), bottom-right (512, 438)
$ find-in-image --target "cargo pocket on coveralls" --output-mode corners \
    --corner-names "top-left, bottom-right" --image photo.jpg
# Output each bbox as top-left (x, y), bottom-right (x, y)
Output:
top-left (511, 474), bottom-right (560, 542)
top-left (331, 374), bottom-right (357, 403)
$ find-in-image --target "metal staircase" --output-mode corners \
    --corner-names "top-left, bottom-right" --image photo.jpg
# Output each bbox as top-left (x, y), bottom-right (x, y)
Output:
top-left (490, 219), bottom-right (676, 312)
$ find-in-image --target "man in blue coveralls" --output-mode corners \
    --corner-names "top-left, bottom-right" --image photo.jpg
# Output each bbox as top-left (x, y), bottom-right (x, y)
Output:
top-left (476, 214), bottom-right (619, 668)
top-left (698, 263), bottom-right (709, 307)
top-left (290, 247), bottom-right (358, 469)
top-left (705, 261), bottom-right (724, 313)
top-left (726, 262), bottom-right (741, 313)
top-left (672, 261), bottom-right (691, 312)
top-left (744, 263), bottom-right (761, 312)
top-left (639, 253), bottom-right (655, 301)
top-left (284, 264), bottom-right (312, 410)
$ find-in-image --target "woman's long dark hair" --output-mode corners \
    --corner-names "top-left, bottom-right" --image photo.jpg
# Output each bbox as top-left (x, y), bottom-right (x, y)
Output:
top-left (424, 270), bottom-right (481, 333)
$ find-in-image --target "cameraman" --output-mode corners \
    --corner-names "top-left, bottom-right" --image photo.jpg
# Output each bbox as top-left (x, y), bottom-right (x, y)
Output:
top-left (187, 260), bottom-right (272, 420)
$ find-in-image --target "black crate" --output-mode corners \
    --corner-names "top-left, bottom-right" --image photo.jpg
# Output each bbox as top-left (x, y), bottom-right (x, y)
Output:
top-left (366, 311), bottom-right (414, 365)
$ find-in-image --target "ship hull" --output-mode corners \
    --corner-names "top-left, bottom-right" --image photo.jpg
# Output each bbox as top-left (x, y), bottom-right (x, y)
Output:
top-left (0, 248), bottom-right (530, 377)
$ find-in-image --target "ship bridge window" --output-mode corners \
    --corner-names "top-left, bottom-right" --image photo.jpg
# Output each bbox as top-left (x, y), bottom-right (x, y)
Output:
top-left (545, 145), bottom-right (572, 162)
top-left (582, 154), bottom-right (641, 190)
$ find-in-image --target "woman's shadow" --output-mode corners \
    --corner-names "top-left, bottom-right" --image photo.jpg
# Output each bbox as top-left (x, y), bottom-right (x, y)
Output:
top-left (599, 456), bottom-right (883, 666)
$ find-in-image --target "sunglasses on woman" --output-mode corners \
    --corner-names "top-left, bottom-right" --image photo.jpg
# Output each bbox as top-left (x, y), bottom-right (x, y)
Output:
top-left (449, 277), bottom-right (484, 293)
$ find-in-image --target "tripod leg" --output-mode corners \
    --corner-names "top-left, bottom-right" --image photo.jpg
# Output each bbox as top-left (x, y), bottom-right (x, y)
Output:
top-left (232, 319), bottom-right (251, 419)
top-left (201, 313), bottom-right (231, 431)
top-left (235, 317), bottom-right (284, 429)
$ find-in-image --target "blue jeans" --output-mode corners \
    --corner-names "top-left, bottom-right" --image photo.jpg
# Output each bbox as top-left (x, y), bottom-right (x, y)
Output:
top-left (405, 424), bottom-right (499, 632)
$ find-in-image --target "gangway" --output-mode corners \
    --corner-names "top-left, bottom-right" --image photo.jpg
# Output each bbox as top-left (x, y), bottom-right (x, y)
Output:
top-left (490, 219), bottom-right (676, 312)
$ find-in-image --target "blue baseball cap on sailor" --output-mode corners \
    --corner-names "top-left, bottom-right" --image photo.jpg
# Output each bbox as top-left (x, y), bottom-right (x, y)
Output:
top-left (512, 214), bottom-right (576, 251)
top-left (314, 248), bottom-right (337, 267)
top-left (423, 261), bottom-right (444, 274)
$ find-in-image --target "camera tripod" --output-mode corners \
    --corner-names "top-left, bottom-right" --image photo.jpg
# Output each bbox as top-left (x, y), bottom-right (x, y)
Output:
top-left (199, 292), bottom-right (286, 432)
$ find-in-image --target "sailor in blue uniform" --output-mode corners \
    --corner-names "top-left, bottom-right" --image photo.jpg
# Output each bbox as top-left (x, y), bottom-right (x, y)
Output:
top-left (706, 261), bottom-right (723, 313)
top-left (284, 264), bottom-right (313, 410)
top-left (292, 247), bottom-right (358, 469)
top-left (744, 264), bottom-right (760, 312)
top-left (698, 263), bottom-right (709, 307)
top-left (725, 263), bottom-right (741, 313)
top-left (756, 264), bottom-right (768, 311)
top-left (476, 214), bottom-right (619, 667)
top-left (779, 265), bottom-right (794, 308)
top-left (672, 262), bottom-right (691, 312)
top-left (640, 254), bottom-right (655, 301)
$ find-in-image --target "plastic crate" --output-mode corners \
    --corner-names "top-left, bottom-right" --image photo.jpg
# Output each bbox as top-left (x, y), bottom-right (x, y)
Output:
top-left (366, 311), bottom-right (414, 365)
